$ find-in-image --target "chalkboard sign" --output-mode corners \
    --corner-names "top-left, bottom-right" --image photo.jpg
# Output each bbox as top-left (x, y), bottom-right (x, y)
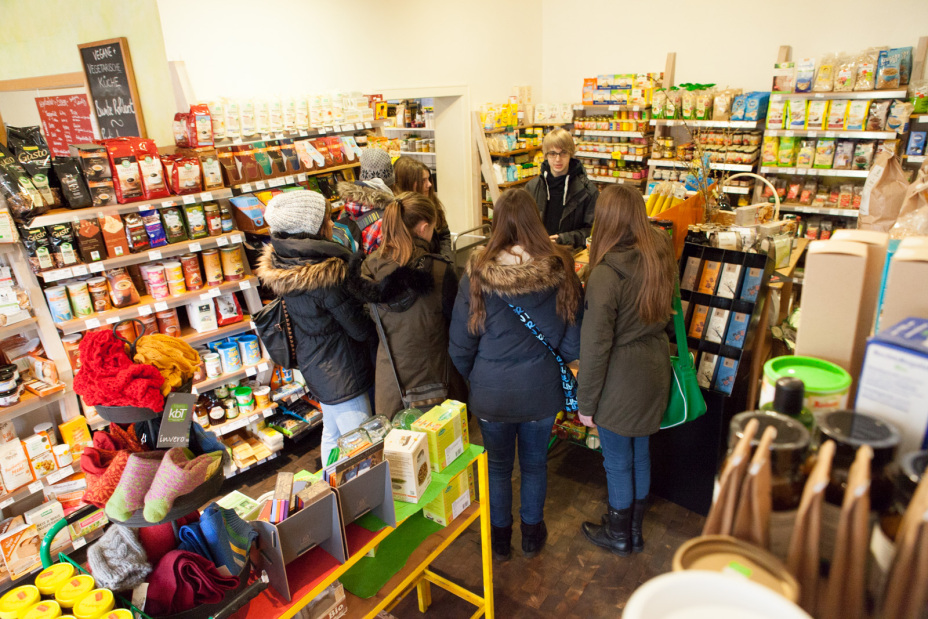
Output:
top-left (77, 37), bottom-right (147, 139)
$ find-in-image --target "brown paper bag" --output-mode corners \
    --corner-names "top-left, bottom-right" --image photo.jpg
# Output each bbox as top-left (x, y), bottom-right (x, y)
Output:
top-left (859, 149), bottom-right (908, 232)
top-left (733, 425), bottom-right (777, 549)
top-left (704, 418), bottom-right (758, 536)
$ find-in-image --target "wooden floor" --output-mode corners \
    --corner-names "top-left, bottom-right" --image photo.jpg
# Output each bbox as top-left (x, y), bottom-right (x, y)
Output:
top-left (228, 418), bottom-right (706, 618)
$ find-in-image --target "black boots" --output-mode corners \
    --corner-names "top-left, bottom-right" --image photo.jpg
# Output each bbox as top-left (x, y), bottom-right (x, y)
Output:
top-left (631, 498), bottom-right (648, 553)
top-left (521, 520), bottom-right (547, 558)
top-left (491, 525), bottom-right (512, 562)
top-left (582, 507), bottom-right (631, 556)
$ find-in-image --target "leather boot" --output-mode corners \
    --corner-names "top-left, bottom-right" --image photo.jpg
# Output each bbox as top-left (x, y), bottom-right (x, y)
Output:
top-left (491, 525), bottom-right (512, 562)
top-left (521, 520), bottom-right (548, 558)
top-left (582, 507), bottom-right (631, 556)
top-left (631, 498), bottom-right (648, 553)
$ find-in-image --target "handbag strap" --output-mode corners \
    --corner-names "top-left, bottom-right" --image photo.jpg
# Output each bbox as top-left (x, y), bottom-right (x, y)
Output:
top-left (671, 282), bottom-right (691, 366)
top-left (369, 302), bottom-right (407, 399)
top-left (508, 304), bottom-right (578, 412)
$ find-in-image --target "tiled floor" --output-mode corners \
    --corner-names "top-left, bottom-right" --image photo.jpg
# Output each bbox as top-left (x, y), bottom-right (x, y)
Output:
top-left (230, 418), bottom-right (705, 618)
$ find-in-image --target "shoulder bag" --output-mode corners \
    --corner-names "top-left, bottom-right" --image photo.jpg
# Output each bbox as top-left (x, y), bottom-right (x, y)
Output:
top-left (508, 304), bottom-right (579, 413)
top-left (661, 284), bottom-right (707, 428)
top-left (253, 297), bottom-right (297, 369)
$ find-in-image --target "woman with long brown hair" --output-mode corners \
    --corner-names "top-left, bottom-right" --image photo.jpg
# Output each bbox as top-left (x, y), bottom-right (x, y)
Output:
top-left (350, 192), bottom-right (459, 417)
top-left (449, 188), bottom-right (582, 561)
top-left (393, 156), bottom-right (452, 261)
top-left (578, 184), bottom-right (676, 557)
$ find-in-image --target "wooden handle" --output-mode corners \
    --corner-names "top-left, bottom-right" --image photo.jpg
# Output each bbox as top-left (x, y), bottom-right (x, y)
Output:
top-left (704, 418), bottom-right (759, 536)
top-left (732, 425), bottom-right (777, 547)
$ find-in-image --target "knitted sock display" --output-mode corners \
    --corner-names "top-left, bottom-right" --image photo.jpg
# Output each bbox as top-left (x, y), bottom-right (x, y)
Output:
top-left (83, 450), bottom-right (131, 508)
top-left (105, 451), bottom-right (164, 521)
top-left (143, 448), bottom-right (222, 522)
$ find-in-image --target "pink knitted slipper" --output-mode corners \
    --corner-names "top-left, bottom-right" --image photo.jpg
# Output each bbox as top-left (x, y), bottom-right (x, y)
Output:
top-left (143, 448), bottom-right (222, 522)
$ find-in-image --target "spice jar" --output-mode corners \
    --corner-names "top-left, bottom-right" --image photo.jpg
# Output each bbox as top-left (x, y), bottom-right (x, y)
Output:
top-left (815, 410), bottom-right (901, 510)
top-left (204, 203), bottom-right (222, 237)
top-left (219, 204), bottom-right (235, 233)
top-left (879, 450), bottom-right (927, 541)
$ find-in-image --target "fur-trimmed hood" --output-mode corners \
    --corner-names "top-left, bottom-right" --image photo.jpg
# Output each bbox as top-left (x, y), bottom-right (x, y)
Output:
top-left (466, 247), bottom-right (566, 296)
top-left (337, 180), bottom-right (394, 211)
top-left (255, 238), bottom-right (351, 296)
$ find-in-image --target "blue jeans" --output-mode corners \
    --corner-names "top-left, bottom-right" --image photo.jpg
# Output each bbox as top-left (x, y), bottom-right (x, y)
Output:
top-left (478, 417), bottom-right (556, 528)
top-left (598, 427), bottom-right (650, 510)
top-left (320, 393), bottom-right (372, 465)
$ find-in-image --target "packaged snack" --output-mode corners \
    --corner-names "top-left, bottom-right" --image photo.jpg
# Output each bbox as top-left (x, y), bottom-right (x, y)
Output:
top-left (252, 143), bottom-right (274, 176)
top-left (766, 99), bottom-right (786, 130)
top-left (730, 95), bottom-right (747, 121)
top-left (778, 137), bottom-right (798, 167)
top-left (834, 140), bottom-right (855, 169)
top-left (52, 157), bottom-right (91, 209)
top-left (827, 100), bottom-right (849, 130)
top-left (907, 131), bottom-right (927, 156)
top-left (814, 138), bottom-right (836, 169)
top-left (838, 184), bottom-right (854, 209)
top-left (171, 157), bottom-right (202, 195)
top-left (198, 151), bottom-right (224, 190)
top-left (72, 219), bottom-right (105, 263)
top-left (139, 210), bottom-right (168, 248)
top-left (46, 224), bottom-right (79, 268)
top-left (876, 49), bottom-right (902, 90)
top-left (666, 89), bottom-right (682, 119)
top-left (797, 140), bottom-right (816, 169)
top-left (105, 268), bottom-right (140, 308)
top-left (325, 137), bottom-right (345, 165)
top-left (795, 58), bottom-right (815, 92)
top-left (161, 206), bottom-right (188, 244)
top-left (681, 90), bottom-right (696, 120)
top-left (214, 293), bottom-right (243, 326)
top-left (772, 62), bottom-right (796, 93)
top-left (800, 180), bottom-right (817, 205)
top-left (173, 113), bottom-right (190, 148)
top-left (187, 104), bottom-right (213, 147)
top-left (786, 179), bottom-right (802, 201)
top-left (899, 47), bottom-right (913, 86)
top-left (855, 49), bottom-right (879, 91)
top-left (805, 100), bottom-right (828, 131)
top-left (239, 100), bottom-right (256, 136)
top-left (652, 90), bottom-right (667, 119)
top-left (295, 140), bottom-right (324, 170)
top-left (102, 139), bottom-right (144, 204)
top-left (183, 203), bottom-right (209, 239)
top-left (886, 100), bottom-right (914, 133)
top-left (122, 213), bottom-right (150, 253)
top-left (255, 99), bottom-right (270, 134)
top-left (743, 92), bottom-right (770, 121)
top-left (813, 54), bottom-right (837, 92)
top-left (866, 100), bottom-right (891, 131)
top-left (231, 145), bottom-right (262, 181)
top-left (878, 138), bottom-right (900, 155)
top-left (787, 98), bottom-right (807, 130)
top-left (312, 139), bottom-right (334, 167)
top-left (853, 142), bottom-right (875, 170)
top-left (762, 136), bottom-right (779, 166)
top-left (845, 100), bottom-right (871, 131)
top-left (834, 55), bottom-right (857, 92)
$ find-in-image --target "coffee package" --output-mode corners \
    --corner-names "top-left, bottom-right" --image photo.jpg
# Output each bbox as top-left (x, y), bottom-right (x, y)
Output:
top-left (160, 206), bottom-right (188, 244)
top-left (101, 139), bottom-right (144, 203)
top-left (51, 157), bottom-right (91, 209)
top-left (123, 213), bottom-right (150, 252)
top-left (105, 268), bottom-right (140, 308)
top-left (0, 144), bottom-right (46, 222)
top-left (130, 138), bottom-right (169, 200)
top-left (6, 126), bottom-right (56, 207)
top-left (72, 219), bottom-right (105, 263)
top-left (197, 151), bottom-right (224, 190)
top-left (187, 104), bottom-right (214, 147)
top-left (139, 210), bottom-right (167, 247)
top-left (69, 144), bottom-right (111, 181)
top-left (19, 226), bottom-right (55, 273)
top-left (46, 224), bottom-right (80, 268)
top-left (99, 215), bottom-right (130, 258)
top-left (170, 157), bottom-right (202, 195)
top-left (87, 180), bottom-right (116, 207)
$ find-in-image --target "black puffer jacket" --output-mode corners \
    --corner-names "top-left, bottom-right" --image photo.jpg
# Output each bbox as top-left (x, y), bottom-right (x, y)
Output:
top-left (256, 234), bottom-right (374, 405)
top-left (525, 158), bottom-right (599, 249)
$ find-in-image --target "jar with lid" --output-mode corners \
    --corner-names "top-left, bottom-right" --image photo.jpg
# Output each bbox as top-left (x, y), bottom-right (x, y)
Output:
top-left (879, 450), bottom-right (927, 541)
top-left (815, 410), bottom-right (900, 510)
top-left (204, 203), bottom-right (222, 237)
top-left (219, 204), bottom-right (235, 233)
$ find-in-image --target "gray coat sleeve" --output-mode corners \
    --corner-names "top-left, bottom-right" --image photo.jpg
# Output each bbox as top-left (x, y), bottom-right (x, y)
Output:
top-left (448, 274), bottom-right (479, 381)
top-left (578, 266), bottom-right (620, 417)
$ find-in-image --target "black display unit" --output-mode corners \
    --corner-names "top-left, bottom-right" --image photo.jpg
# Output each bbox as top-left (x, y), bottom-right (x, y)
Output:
top-left (651, 242), bottom-right (774, 515)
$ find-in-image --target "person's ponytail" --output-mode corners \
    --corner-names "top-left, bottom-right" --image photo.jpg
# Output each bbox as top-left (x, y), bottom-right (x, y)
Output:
top-left (380, 192), bottom-right (437, 266)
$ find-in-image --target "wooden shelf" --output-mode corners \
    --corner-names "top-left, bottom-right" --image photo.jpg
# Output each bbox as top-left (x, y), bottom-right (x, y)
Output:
top-left (489, 146), bottom-right (541, 157)
top-left (778, 204), bottom-right (860, 217)
top-left (213, 121), bottom-right (382, 148)
top-left (576, 129), bottom-right (650, 138)
top-left (651, 119), bottom-right (763, 129)
top-left (588, 175), bottom-right (645, 186)
top-left (204, 404), bottom-right (278, 437)
top-left (38, 232), bottom-right (245, 282)
top-left (577, 152), bottom-right (646, 162)
top-left (0, 316), bottom-right (37, 340)
top-left (193, 357), bottom-right (269, 393)
top-left (398, 151), bottom-right (437, 157)
top-left (26, 189), bottom-right (233, 229)
top-left (481, 177), bottom-right (533, 189)
top-left (0, 460), bottom-right (78, 512)
top-left (770, 89), bottom-right (907, 101)
top-left (55, 276), bottom-right (258, 336)
top-left (231, 163), bottom-right (360, 195)
top-left (0, 390), bottom-right (66, 424)
top-left (181, 315), bottom-right (254, 347)
top-left (575, 104), bottom-right (650, 112)
top-left (764, 129), bottom-right (897, 140)
top-left (760, 166), bottom-right (870, 178)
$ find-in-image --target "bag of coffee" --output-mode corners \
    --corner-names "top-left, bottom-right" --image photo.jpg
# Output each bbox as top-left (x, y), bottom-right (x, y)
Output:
top-left (19, 226), bottom-right (55, 273)
top-left (46, 224), bottom-right (80, 268)
top-left (129, 138), bottom-right (169, 200)
top-left (123, 213), bottom-right (150, 252)
top-left (187, 104), bottom-right (214, 147)
top-left (69, 144), bottom-right (111, 181)
top-left (87, 180), bottom-right (116, 207)
top-left (72, 218), bottom-right (106, 263)
top-left (101, 139), bottom-right (144, 203)
top-left (0, 143), bottom-right (47, 221)
top-left (52, 157), bottom-right (92, 209)
top-left (100, 214), bottom-right (130, 258)
top-left (198, 151), bottom-right (224, 190)
top-left (6, 126), bottom-right (56, 207)
top-left (160, 206), bottom-right (188, 244)
top-left (139, 209), bottom-right (168, 247)
top-left (171, 157), bottom-right (202, 195)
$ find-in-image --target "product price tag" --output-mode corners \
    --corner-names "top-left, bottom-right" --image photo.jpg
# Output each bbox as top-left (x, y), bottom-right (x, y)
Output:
top-left (148, 250), bottom-right (162, 260)
top-left (285, 175), bottom-right (295, 184)
top-left (257, 458), bottom-right (267, 466)
top-left (239, 280), bottom-right (251, 290)
top-left (807, 131), bottom-right (818, 138)
top-left (45, 268), bottom-right (70, 282)
top-left (258, 362), bottom-right (269, 373)
top-left (106, 316), bottom-right (120, 325)
top-left (157, 392), bottom-right (197, 449)
top-left (138, 305), bottom-right (153, 317)
top-left (364, 122), bottom-right (372, 129)
top-left (324, 127), bottom-right (334, 134)
top-left (85, 318), bottom-right (101, 329)
top-left (263, 408), bottom-right (274, 418)
top-left (230, 234), bottom-right (242, 244)
top-left (0, 498), bottom-right (14, 509)
top-left (240, 184), bottom-right (252, 193)
top-left (269, 178), bottom-right (283, 187)
top-left (275, 132), bottom-right (284, 139)
top-left (784, 131), bottom-right (794, 137)
top-left (245, 366), bottom-right (257, 377)
top-left (199, 292), bottom-right (212, 301)
top-left (188, 242), bottom-right (201, 252)
top-left (825, 132), bottom-right (836, 138)
top-left (255, 181), bottom-right (267, 190)
top-left (137, 203), bottom-right (150, 212)
top-left (182, 195), bottom-right (196, 205)
top-left (202, 192), bottom-right (213, 201)
top-left (47, 468), bottom-right (70, 484)
top-left (209, 288), bottom-right (222, 298)
top-left (88, 262), bottom-right (105, 273)
top-left (814, 93), bottom-right (825, 98)
top-left (261, 133), bottom-right (271, 141)
top-left (232, 138), bottom-right (243, 145)
top-left (191, 386), bottom-right (198, 395)
top-left (297, 173), bottom-right (307, 182)
top-left (216, 236), bottom-right (229, 247)
top-left (28, 482), bottom-right (43, 494)
top-left (71, 265), bottom-right (89, 277)
top-left (72, 536), bottom-right (87, 550)
top-left (154, 302), bottom-right (169, 312)
top-left (333, 125), bottom-right (343, 132)
top-left (298, 130), bottom-right (308, 137)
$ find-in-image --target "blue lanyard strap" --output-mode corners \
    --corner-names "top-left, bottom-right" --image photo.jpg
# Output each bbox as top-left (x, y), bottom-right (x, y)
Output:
top-left (508, 304), bottom-right (578, 413)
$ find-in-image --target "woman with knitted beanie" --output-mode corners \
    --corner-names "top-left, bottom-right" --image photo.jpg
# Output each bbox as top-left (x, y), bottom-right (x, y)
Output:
top-left (393, 156), bottom-right (452, 261)
top-left (256, 190), bottom-right (375, 465)
top-left (349, 192), bottom-right (460, 417)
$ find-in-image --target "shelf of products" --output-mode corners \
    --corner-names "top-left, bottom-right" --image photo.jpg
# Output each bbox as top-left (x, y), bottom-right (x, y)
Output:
top-left (205, 405), bottom-right (278, 438)
top-left (576, 130), bottom-right (649, 139)
top-left (231, 164), bottom-right (359, 195)
top-left (651, 120), bottom-right (764, 129)
top-left (769, 89), bottom-right (908, 101)
top-left (214, 121), bottom-right (382, 148)
top-left (398, 151), bottom-right (436, 157)
top-left (576, 152), bottom-right (646, 162)
top-left (0, 390), bottom-right (66, 423)
top-left (382, 126), bottom-right (434, 133)
top-left (778, 204), bottom-right (860, 217)
top-left (193, 358), bottom-right (270, 393)
top-left (764, 129), bottom-right (897, 140)
top-left (759, 166), bottom-right (870, 178)
top-left (587, 175), bottom-right (646, 186)
top-left (0, 461), bottom-right (80, 511)
top-left (0, 316), bottom-right (37, 341)
top-left (488, 146), bottom-right (540, 157)
top-left (181, 315), bottom-right (255, 347)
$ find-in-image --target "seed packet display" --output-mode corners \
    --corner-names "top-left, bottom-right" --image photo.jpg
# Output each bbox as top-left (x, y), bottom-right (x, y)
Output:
top-left (696, 260), bottom-right (721, 294)
top-left (725, 312), bottom-right (750, 349)
top-left (704, 308), bottom-right (730, 344)
top-left (697, 353), bottom-right (718, 389)
top-left (714, 357), bottom-right (739, 395)
top-left (740, 267), bottom-right (764, 302)
top-left (716, 263), bottom-right (743, 299)
top-left (688, 305), bottom-right (710, 339)
top-left (680, 256), bottom-right (702, 291)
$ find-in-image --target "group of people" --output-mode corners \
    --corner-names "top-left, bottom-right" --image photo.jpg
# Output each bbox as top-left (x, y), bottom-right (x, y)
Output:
top-left (255, 128), bottom-right (677, 562)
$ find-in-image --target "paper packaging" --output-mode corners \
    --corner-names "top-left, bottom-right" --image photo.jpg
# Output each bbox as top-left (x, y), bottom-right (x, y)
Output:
top-left (795, 240), bottom-right (871, 400)
top-left (0, 523), bottom-right (41, 580)
top-left (857, 317), bottom-right (928, 461)
top-left (383, 430), bottom-right (431, 503)
top-left (229, 195), bottom-right (267, 233)
top-left (21, 434), bottom-right (57, 479)
top-left (272, 472), bottom-right (293, 523)
top-left (424, 468), bottom-right (475, 527)
top-left (412, 400), bottom-right (470, 472)
top-left (0, 440), bottom-right (34, 492)
top-left (24, 500), bottom-right (69, 553)
top-left (58, 416), bottom-right (91, 461)
top-left (880, 240), bottom-right (928, 331)
top-left (100, 215), bottom-right (130, 258)
top-left (186, 300), bottom-right (218, 333)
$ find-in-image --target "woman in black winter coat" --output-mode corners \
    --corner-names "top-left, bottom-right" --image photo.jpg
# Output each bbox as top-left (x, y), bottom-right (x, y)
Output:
top-left (255, 190), bottom-right (375, 465)
top-left (449, 188), bottom-right (582, 561)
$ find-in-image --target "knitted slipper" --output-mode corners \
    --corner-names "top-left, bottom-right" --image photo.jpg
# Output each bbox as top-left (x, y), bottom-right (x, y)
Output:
top-left (143, 449), bottom-right (222, 523)
top-left (105, 451), bottom-right (165, 521)
top-left (84, 450), bottom-right (131, 508)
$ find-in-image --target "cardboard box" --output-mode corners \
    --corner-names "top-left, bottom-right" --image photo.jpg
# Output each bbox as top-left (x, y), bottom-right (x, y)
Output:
top-left (795, 240), bottom-right (870, 397)
top-left (24, 500), bottom-right (69, 553)
top-left (412, 400), bottom-right (469, 472)
top-left (383, 430), bottom-right (431, 503)
top-left (229, 195), bottom-right (268, 233)
top-left (856, 317), bottom-right (928, 460)
top-left (0, 440), bottom-right (34, 492)
top-left (879, 240), bottom-right (928, 332)
top-left (0, 524), bottom-right (40, 580)
top-left (21, 434), bottom-right (57, 479)
top-left (423, 468), bottom-right (475, 527)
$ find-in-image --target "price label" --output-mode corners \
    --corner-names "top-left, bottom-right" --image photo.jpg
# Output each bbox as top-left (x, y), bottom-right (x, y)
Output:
top-left (257, 458), bottom-right (267, 466)
top-left (245, 366), bottom-right (257, 377)
top-left (333, 125), bottom-right (343, 132)
top-left (298, 130), bottom-right (308, 137)
top-left (364, 122), bottom-right (373, 129)
top-left (191, 387), bottom-right (198, 395)
top-left (89, 262), bottom-right (105, 273)
top-left (182, 195), bottom-right (196, 205)
top-left (200, 292), bottom-right (212, 301)
top-left (814, 93), bottom-right (825, 98)
top-left (106, 316), bottom-right (120, 325)
top-left (255, 181), bottom-right (267, 190)
top-left (209, 288), bottom-right (222, 298)
top-left (807, 132), bottom-right (818, 138)
top-left (72, 265), bottom-right (89, 277)
top-left (161, 200), bottom-right (176, 208)
top-left (46, 268), bottom-right (71, 282)
top-left (285, 175), bottom-right (295, 184)
top-left (216, 236), bottom-right (229, 247)
top-left (261, 133), bottom-right (271, 140)
top-left (264, 408), bottom-right (274, 418)
top-left (72, 537), bottom-right (87, 550)
top-left (230, 234), bottom-right (242, 244)
top-left (85, 318), bottom-right (101, 329)
top-left (269, 178), bottom-right (283, 187)
top-left (258, 362), bottom-right (269, 372)
top-left (825, 131), bottom-right (836, 138)
top-left (240, 184), bottom-right (252, 193)
top-left (233, 138), bottom-right (243, 145)
top-left (148, 250), bottom-right (162, 260)
top-left (47, 468), bottom-right (70, 484)
top-left (275, 132), bottom-right (284, 139)
top-left (154, 302), bottom-right (169, 312)
top-left (137, 203), bottom-right (150, 212)
top-left (239, 280), bottom-right (251, 290)
top-left (138, 305), bottom-right (153, 317)
top-left (28, 481), bottom-right (43, 494)
top-left (784, 131), bottom-right (794, 137)
top-left (297, 173), bottom-right (307, 182)
top-left (608, 105), bottom-right (621, 111)
top-left (324, 127), bottom-right (334, 133)
top-left (188, 242), bottom-right (202, 252)
top-left (202, 192), bottom-right (213, 201)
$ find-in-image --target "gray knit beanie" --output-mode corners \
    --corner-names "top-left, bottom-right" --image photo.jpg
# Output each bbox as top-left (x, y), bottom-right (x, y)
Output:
top-left (265, 190), bottom-right (327, 235)
top-left (87, 524), bottom-right (152, 591)
top-left (360, 148), bottom-right (395, 187)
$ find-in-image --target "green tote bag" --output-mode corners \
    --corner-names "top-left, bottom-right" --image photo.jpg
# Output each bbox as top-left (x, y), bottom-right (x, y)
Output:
top-left (661, 285), bottom-right (707, 429)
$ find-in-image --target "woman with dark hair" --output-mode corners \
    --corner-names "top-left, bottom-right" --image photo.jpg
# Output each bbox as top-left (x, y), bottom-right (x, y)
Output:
top-left (393, 156), bottom-right (452, 261)
top-left (577, 185), bottom-right (676, 556)
top-left (449, 188), bottom-right (582, 561)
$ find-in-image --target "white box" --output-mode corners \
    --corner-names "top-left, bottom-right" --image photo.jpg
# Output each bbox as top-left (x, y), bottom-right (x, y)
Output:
top-left (383, 430), bottom-right (431, 503)
top-left (24, 500), bottom-right (69, 553)
top-left (186, 300), bottom-right (218, 333)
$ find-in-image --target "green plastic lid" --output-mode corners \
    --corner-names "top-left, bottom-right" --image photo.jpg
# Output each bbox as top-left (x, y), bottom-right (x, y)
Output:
top-left (763, 356), bottom-right (852, 395)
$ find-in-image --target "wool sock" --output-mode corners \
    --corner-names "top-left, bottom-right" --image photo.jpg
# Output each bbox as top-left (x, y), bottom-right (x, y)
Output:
top-left (105, 451), bottom-right (164, 521)
top-left (143, 448), bottom-right (222, 523)
top-left (83, 450), bottom-right (131, 508)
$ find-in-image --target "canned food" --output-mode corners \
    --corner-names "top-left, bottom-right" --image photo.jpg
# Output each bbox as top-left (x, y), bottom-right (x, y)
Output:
top-left (61, 333), bottom-right (82, 372)
top-left (217, 342), bottom-right (242, 374)
top-left (45, 286), bottom-right (73, 323)
top-left (137, 314), bottom-right (158, 336)
top-left (86, 277), bottom-right (111, 312)
top-left (162, 261), bottom-right (183, 282)
top-left (219, 246), bottom-right (244, 281)
top-left (180, 254), bottom-right (203, 291)
top-left (203, 353), bottom-right (222, 378)
top-left (114, 321), bottom-right (138, 343)
top-left (202, 249), bottom-right (223, 287)
top-left (155, 309), bottom-right (181, 336)
top-left (253, 385), bottom-right (271, 408)
top-left (166, 276), bottom-right (187, 297)
top-left (65, 282), bottom-right (93, 318)
top-left (146, 265), bottom-right (166, 286)
top-left (237, 334), bottom-right (261, 365)
top-left (150, 281), bottom-right (170, 300)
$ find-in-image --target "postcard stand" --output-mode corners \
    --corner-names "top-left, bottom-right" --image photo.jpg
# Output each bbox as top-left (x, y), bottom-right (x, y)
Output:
top-left (331, 460), bottom-right (397, 554)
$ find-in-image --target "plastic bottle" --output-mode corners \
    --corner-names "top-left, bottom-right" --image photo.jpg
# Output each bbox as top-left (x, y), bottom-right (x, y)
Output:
top-left (761, 376), bottom-right (815, 431)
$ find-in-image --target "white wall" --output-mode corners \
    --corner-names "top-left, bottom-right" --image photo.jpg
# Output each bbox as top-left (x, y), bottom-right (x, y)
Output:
top-left (541, 0), bottom-right (928, 101)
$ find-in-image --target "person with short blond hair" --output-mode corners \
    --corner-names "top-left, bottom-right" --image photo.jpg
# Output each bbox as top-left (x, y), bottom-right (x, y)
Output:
top-left (526, 127), bottom-right (598, 249)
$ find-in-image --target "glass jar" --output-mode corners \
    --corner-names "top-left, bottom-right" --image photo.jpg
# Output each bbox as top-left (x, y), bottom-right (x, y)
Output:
top-left (879, 450), bottom-right (927, 541)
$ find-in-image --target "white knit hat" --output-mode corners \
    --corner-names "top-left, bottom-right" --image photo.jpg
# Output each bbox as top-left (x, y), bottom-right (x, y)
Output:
top-left (265, 190), bottom-right (327, 235)
top-left (360, 148), bottom-right (395, 187)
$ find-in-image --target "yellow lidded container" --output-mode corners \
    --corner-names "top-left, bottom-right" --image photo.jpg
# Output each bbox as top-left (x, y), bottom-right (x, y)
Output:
top-left (53, 578), bottom-right (95, 610)
top-left (22, 602), bottom-right (61, 619)
top-left (101, 611), bottom-right (131, 619)
top-left (59, 616), bottom-right (76, 619)
top-left (71, 590), bottom-right (113, 619)
top-left (0, 587), bottom-right (41, 619)
top-left (35, 564), bottom-right (76, 597)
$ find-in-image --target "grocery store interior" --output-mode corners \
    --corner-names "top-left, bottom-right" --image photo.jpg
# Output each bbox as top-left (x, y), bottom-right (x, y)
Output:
top-left (0, 1), bottom-right (927, 617)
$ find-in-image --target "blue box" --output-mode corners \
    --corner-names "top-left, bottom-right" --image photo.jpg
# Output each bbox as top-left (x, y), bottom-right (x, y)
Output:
top-left (725, 312), bottom-right (751, 349)
top-left (714, 357), bottom-right (739, 395)
top-left (740, 267), bottom-right (764, 303)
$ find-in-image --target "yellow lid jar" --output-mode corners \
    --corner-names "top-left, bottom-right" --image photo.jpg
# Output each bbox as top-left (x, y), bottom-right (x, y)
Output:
top-left (35, 565), bottom-right (76, 597)
top-left (22, 602), bottom-right (61, 619)
top-left (53, 578), bottom-right (95, 610)
top-left (72, 591), bottom-right (113, 619)
top-left (101, 611), bottom-right (131, 619)
top-left (0, 587), bottom-right (41, 619)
